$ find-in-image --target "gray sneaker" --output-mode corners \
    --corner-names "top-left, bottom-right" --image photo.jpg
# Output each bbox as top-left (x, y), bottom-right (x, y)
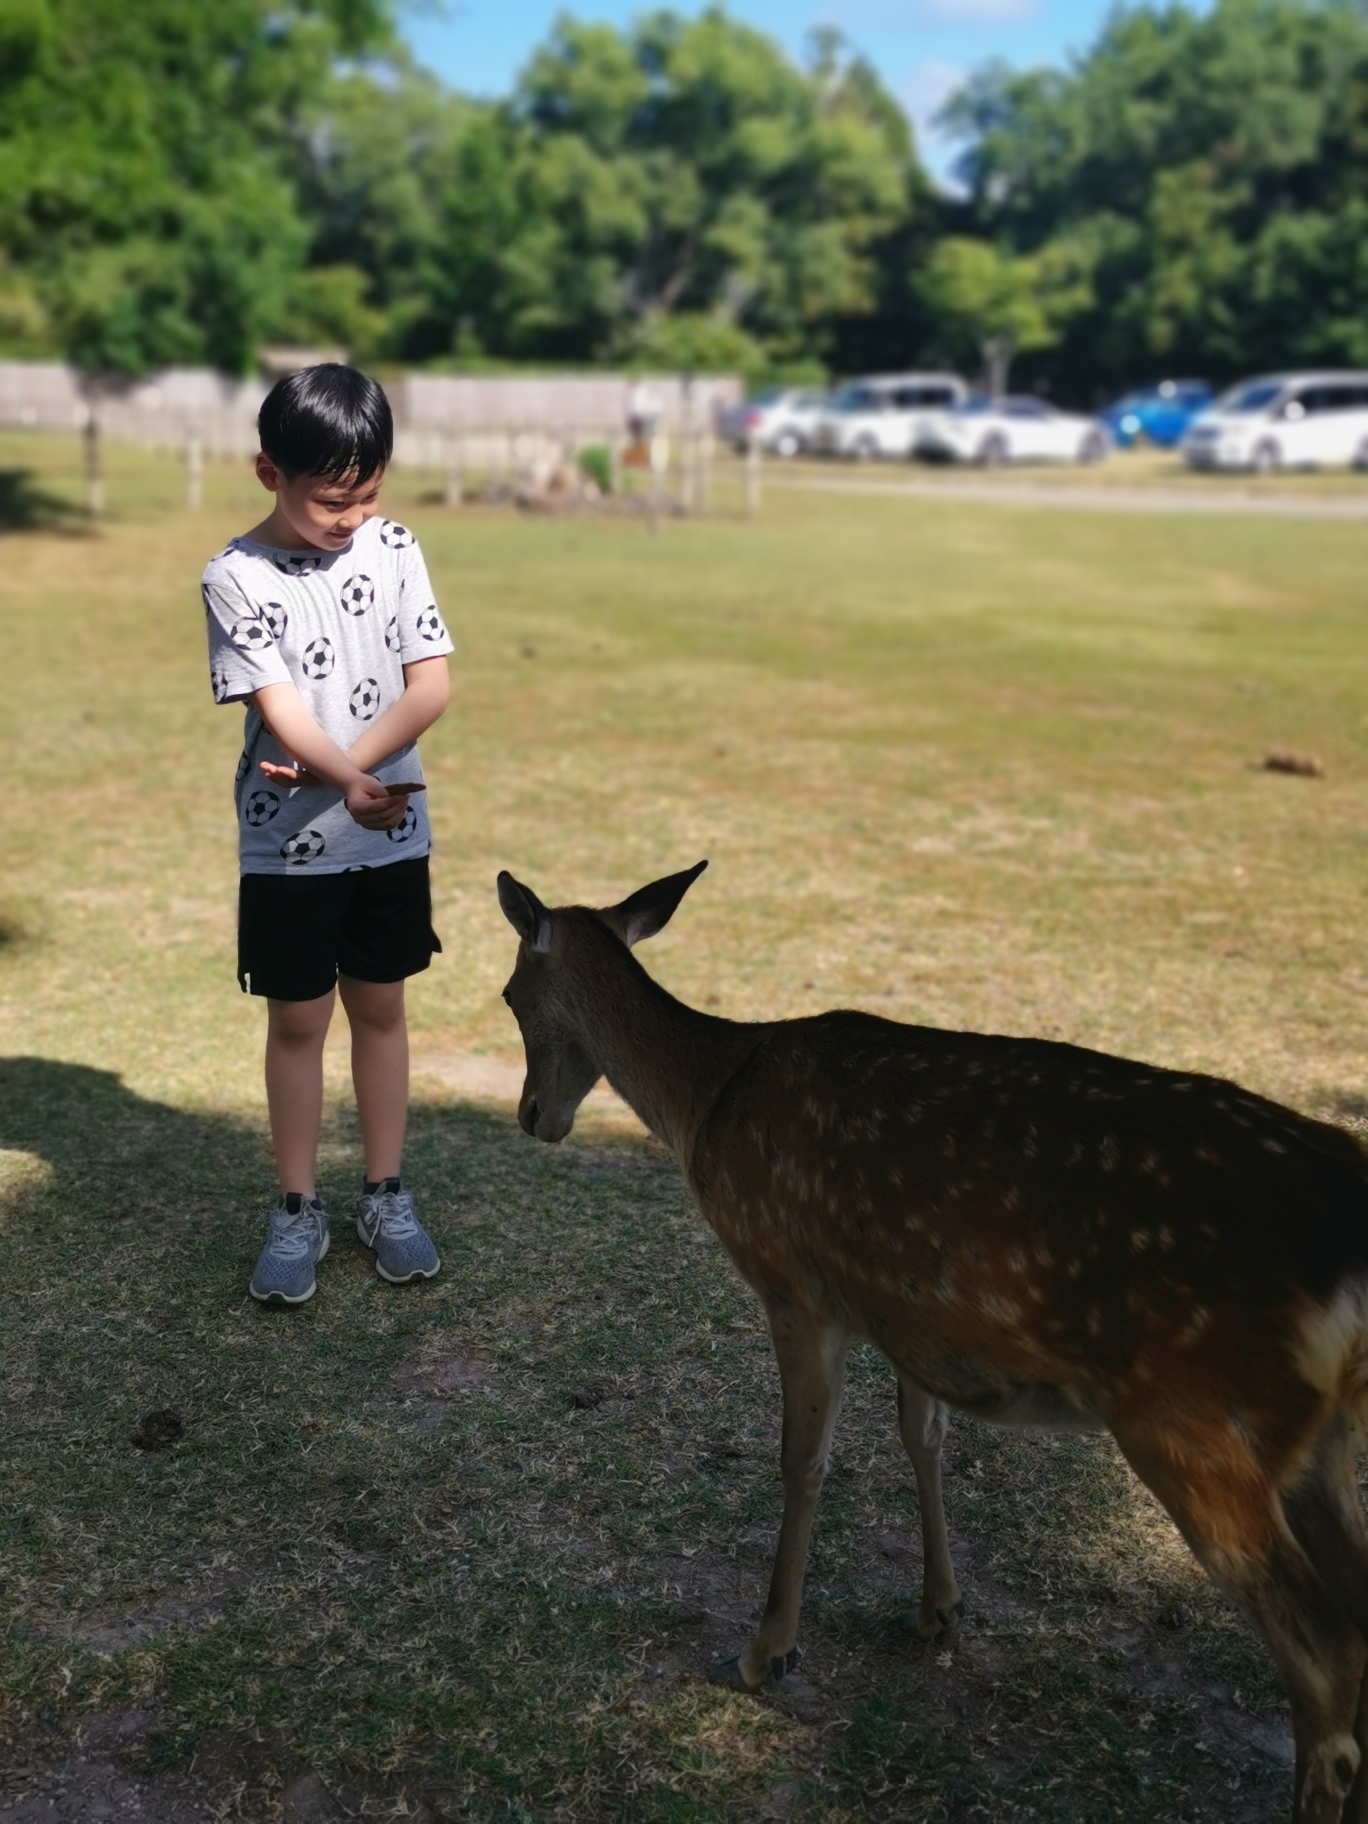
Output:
top-left (249, 1198), bottom-right (330, 1305)
top-left (356, 1182), bottom-right (441, 1284)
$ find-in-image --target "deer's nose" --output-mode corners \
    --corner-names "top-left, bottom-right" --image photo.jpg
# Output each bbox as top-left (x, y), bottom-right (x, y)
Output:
top-left (520, 1094), bottom-right (540, 1137)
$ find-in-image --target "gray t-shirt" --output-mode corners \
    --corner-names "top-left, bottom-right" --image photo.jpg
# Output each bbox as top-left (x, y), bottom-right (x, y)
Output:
top-left (202, 516), bottom-right (454, 875)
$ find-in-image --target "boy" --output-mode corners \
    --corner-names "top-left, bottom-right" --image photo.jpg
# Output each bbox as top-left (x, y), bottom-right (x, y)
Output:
top-left (203, 364), bottom-right (452, 1305)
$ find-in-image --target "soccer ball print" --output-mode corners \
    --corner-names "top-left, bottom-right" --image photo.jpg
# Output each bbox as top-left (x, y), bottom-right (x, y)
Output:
top-left (211, 667), bottom-right (232, 703)
top-left (302, 636), bottom-right (335, 679)
top-left (261, 601), bottom-right (288, 640)
top-left (386, 805), bottom-right (419, 844)
top-left (235, 749), bottom-right (251, 784)
top-left (415, 606), bottom-right (445, 643)
top-left (245, 789), bottom-right (281, 826)
top-left (349, 677), bottom-right (381, 721)
top-left (273, 552), bottom-right (319, 577)
top-left (340, 574), bottom-right (373, 615)
top-left (280, 828), bottom-right (326, 866)
top-left (379, 521), bottom-right (414, 549)
top-left (230, 614), bottom-right (274, 651)
top-left (385, 615), bottom-right (400, 653)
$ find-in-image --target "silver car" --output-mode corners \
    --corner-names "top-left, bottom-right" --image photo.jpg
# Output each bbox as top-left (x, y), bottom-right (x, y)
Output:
top-left (814, 373), bottom-right (968, 460)
top-left (720, 388), bottom-right (832, 457)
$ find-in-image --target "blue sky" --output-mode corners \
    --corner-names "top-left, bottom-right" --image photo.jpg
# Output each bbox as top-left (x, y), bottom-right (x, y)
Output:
top-left (402, 0), bottom-right (1132, 187)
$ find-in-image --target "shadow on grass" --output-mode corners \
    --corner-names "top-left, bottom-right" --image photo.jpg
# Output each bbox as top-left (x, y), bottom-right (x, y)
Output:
top-left (0, 468), bottom-right (88, 534)
top-left (0, 1056), bottom-right (1292, 1823)
top-left (0, 1054), bottom-right (264, 1214)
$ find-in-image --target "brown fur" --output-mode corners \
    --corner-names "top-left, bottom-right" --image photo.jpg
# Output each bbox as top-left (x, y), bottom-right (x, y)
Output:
top-left (497, 864), bottom-right (1368, 1824)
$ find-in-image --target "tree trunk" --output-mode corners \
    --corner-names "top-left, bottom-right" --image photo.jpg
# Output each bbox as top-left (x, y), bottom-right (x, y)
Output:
top-left (982, 335), bottom-right (1013, 399)
top-left (83, 394), bottom-right (104, 517)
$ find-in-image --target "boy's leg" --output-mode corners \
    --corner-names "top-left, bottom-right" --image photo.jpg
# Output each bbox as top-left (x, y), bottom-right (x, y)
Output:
top-left (265, 989), bottom-right (335, 1193)
top-left (341, 971), bottom-right (440, 1284)
top-left (337, 974), bottom-right (407, 1180)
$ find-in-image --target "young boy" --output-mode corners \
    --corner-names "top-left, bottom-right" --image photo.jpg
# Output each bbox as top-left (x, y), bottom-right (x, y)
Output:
top-left (202, 364), bottom-right (452, 1305)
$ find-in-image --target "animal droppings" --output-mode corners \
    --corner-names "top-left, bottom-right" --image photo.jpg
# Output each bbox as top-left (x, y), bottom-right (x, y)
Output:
top-left (131, 1408), bottom-right (184, 1451)
top-left (1263, 749), bottom-right (1324, 777)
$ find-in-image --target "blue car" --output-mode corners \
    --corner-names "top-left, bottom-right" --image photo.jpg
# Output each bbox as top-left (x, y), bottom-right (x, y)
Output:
top-left (1102, 380), bottom-right (1213, 448)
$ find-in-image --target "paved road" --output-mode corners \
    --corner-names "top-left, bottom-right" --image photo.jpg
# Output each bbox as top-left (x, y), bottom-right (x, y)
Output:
top-left (765, 472), bottom-right (1368, 520)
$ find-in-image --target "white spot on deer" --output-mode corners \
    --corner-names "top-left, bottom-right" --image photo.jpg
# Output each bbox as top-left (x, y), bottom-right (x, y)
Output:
top-left (1086, 1305), bottom-right (1103, 1338)
top-left (1099, 1135), bottom-right (1120, 1173)
top-left (1261, 1137), bottom-right (1288, 1156)
top-left (1066, 1257), bottom-right (1083, 1281)
top-left (1157, 1225), bottom-right (1176, 1251)
top-left (1195, 1145), bottom-right (1223, 1168)
top-left (1066, 1140), bottom-right (1084, 1169)
top-left (1130, 1229), bottom-right (1152, 1254)
top-left (942, 1133), bottom-right (957, 1160)
top-left (1006, 1248), bottom-right (1027, 1275)
top-left (1022, 1123), bottom-right (1038, 1159)
top-left (1003, 1184), bottom-right (1020, 1212)
top-left (1139, 1148), bottom-right (1162, 1177)
top-left (887, 1163), bottom-right (903, 1187)
top-left (1175, 1306), bottom-right (1212, 1347)
top-left (1033, 1241), bottom-right (1053, 1268)
top-left (1292, 1282), bottom-right (1368, 1400)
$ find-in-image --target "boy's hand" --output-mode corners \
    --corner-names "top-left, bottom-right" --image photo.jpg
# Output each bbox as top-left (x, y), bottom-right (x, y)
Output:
top-left (345, 774), bottom-right (410, 830)
top-left (259, 759), bottom-right (326, 789)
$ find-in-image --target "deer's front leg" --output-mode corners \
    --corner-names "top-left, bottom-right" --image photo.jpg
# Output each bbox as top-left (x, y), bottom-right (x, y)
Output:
top-left (709, 1303), bottom-right (849, 1691)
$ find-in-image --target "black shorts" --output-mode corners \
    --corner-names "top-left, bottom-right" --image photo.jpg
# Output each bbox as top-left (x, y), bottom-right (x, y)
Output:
top-left (238, 856), bottom-right (442, 1001)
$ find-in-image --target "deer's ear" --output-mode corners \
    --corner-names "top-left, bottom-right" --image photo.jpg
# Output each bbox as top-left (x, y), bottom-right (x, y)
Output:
top-left (603, 860), bottom-right (708, 948)
top-left (497, 871), bottom-right (553, 953)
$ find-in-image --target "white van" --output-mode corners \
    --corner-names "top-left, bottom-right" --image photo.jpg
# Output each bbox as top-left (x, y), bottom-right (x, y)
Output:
top-left (1182, 373), bottom-right (1368, 472)
top-left (814, 373), bottom-right (968, 460)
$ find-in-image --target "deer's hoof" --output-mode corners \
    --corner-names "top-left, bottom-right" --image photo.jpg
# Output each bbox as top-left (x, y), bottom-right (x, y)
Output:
top-left (707, 1649), bottom-right (797, 1691)
top-left (707, 1655), bottom-right (757, 1691)
top-left (916, 1599), bottom-right (964, 1642)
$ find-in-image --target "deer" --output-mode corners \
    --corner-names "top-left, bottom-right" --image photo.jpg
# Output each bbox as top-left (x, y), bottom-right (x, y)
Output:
top-left (496, 860), bottom-right (1368, 1824)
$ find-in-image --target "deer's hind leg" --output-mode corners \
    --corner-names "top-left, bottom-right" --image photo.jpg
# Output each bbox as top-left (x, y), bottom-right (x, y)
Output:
top-left (1282, 1412), bottom-right (1368, 1824)
top-left (1114, 1414), bottom-right (1367, 1824)
top-left (896, 1375), bottom-right (963, 1640)
top-left (709, 1301), bottom-right (849, 1692)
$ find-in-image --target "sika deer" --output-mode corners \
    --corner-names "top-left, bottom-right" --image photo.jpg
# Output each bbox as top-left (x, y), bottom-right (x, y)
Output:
top-left (497, 861), bottom-right (1368, 1824)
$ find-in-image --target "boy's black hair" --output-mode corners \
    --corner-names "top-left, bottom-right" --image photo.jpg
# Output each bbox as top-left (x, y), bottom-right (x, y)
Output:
top-left (257, 364), bottom-right (393, 484)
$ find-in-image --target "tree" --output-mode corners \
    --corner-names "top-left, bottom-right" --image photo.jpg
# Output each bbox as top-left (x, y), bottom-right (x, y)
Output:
top-left (916, 236), bottom-right (1090, 393)
top-left (937, 0), bottom-right (1368, 398)
top-left (0, 0), bottom-right (395, 506)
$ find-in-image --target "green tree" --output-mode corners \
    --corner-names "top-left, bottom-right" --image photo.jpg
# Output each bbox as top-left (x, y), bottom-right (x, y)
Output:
top-left (0, 0), bottom-right (394, 505)
top-left (937, 0), bottom-right (1368, 398)
top-left (916, 236), bottom-right (1091, 392)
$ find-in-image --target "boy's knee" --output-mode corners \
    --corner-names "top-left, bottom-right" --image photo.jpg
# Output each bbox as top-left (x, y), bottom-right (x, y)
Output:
top-left (339, 976), bottom-right (406, 1032)
top-left (267, 994), bottom-right (334, 1046)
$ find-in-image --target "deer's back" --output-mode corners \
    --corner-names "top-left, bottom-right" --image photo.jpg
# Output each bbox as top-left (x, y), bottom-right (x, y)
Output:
top-left (688, 1012), bottom-right (1368, 1434)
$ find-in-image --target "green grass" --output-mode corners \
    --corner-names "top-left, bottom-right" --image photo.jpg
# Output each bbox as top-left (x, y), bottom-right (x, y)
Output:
top-left (1, 427), bottom-right (1364, 1818)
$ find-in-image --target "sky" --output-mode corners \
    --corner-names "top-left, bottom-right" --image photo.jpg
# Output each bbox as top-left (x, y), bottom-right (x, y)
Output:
top-left (401, 0), bottom-right (1130, 188)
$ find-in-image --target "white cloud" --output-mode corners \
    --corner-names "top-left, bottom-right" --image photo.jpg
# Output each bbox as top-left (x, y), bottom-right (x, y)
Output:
top-left (810, 0), bottom-right (1037, 24)
top-left (918, 0), bottom-right (1038, 18)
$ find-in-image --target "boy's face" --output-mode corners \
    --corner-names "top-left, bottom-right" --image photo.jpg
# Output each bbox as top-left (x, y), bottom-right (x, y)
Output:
top-left (254, 453), bottom-right (384, 550)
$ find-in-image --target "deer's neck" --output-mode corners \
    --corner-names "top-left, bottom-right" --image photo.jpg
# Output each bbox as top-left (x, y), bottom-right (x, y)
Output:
top-left (571, 924), bottom-right (761, 1162)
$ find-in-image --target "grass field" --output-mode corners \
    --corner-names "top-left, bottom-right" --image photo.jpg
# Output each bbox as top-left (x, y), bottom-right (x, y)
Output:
top-left (3, 428), bottom-right (1368, 1821)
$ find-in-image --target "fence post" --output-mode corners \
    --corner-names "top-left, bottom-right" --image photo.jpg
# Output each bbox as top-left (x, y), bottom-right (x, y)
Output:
top-left (744, 435), bottom-right (761, 519)
top-left (698, 427), bottom-right (713, 516)
top-left (443, 430), bottom-right (464, 509)
top-left (185, 424), bottom-right (203, 510)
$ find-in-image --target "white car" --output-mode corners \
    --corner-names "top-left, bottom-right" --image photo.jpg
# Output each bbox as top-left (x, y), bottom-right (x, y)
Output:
top-left (720, 388), bottom-right (831, 457)
top-left (813, 373), bottom-right (968, 460)
top-left (1181, 372), bottom-right (1368, 471)
top-left (914, 396), bottom-right (1111, 466)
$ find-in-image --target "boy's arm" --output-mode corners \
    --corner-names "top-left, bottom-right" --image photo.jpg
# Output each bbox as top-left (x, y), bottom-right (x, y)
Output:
top-left (251, 682), bottom-right (406, 830)
top-left (346, 656), bottom-right (450, 774)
